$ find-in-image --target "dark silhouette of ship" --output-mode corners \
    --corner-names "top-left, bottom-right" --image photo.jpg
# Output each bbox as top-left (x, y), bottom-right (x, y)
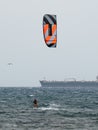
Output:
top-left (40, 76), bottom-right (98, 87)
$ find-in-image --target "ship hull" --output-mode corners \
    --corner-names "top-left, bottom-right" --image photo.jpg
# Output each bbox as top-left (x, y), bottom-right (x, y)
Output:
top-left (40, 80), bottom-right (98, 87)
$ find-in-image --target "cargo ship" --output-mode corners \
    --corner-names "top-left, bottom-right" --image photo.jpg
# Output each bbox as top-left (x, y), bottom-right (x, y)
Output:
top-left (40, 77), bottom-right (98, 87)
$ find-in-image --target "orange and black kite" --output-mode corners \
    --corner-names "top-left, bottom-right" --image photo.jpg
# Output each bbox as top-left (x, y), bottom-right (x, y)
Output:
top-left (43, 14), bottom-right (57, 48)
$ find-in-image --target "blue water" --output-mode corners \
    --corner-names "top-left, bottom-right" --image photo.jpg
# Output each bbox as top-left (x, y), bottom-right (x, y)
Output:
top-left (0, 86), bottom-right (98, 130)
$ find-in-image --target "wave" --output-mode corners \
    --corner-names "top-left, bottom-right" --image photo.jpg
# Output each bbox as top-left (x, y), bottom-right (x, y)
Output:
top-left (38, 107), bottom-right (59, 111)
top-left (29, 94), bottom-right (34, 97)
top-left (0, 100), bottom-right (6, 103)
top-left (36, 103), bottom-right (61, 111)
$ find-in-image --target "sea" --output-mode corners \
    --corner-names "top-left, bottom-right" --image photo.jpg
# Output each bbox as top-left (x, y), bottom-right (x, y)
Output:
top-left (0, 86), bottom-right (98, 130)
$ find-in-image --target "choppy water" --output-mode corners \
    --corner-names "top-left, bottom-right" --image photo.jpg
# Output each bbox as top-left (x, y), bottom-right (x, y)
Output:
top-left (0, 86), bottom-right (98, 130)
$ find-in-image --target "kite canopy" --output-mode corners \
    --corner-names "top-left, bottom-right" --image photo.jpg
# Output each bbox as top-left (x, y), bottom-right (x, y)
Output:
top-left (43, 14), bottom-right (57, 48)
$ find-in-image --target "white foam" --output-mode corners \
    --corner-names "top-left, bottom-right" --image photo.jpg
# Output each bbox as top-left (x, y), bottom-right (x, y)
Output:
top-left (29, 94), bottom-right (34, 97)
top-left (37, 103), bottom-right (61, 111)
top-left (38, 107), bottom-right (59, 111)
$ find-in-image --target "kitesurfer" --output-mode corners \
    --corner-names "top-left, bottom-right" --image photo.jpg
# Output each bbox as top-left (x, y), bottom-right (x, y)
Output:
top-left (33, 99), bottom-right (38, 108)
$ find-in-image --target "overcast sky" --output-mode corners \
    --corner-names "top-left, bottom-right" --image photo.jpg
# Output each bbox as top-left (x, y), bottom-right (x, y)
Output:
top-left (0, 0), bottom-right (98, 87)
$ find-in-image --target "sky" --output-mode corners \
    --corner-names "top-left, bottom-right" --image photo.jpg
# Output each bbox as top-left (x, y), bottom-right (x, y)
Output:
top-left (0, 0), bottom-right (98, 87)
